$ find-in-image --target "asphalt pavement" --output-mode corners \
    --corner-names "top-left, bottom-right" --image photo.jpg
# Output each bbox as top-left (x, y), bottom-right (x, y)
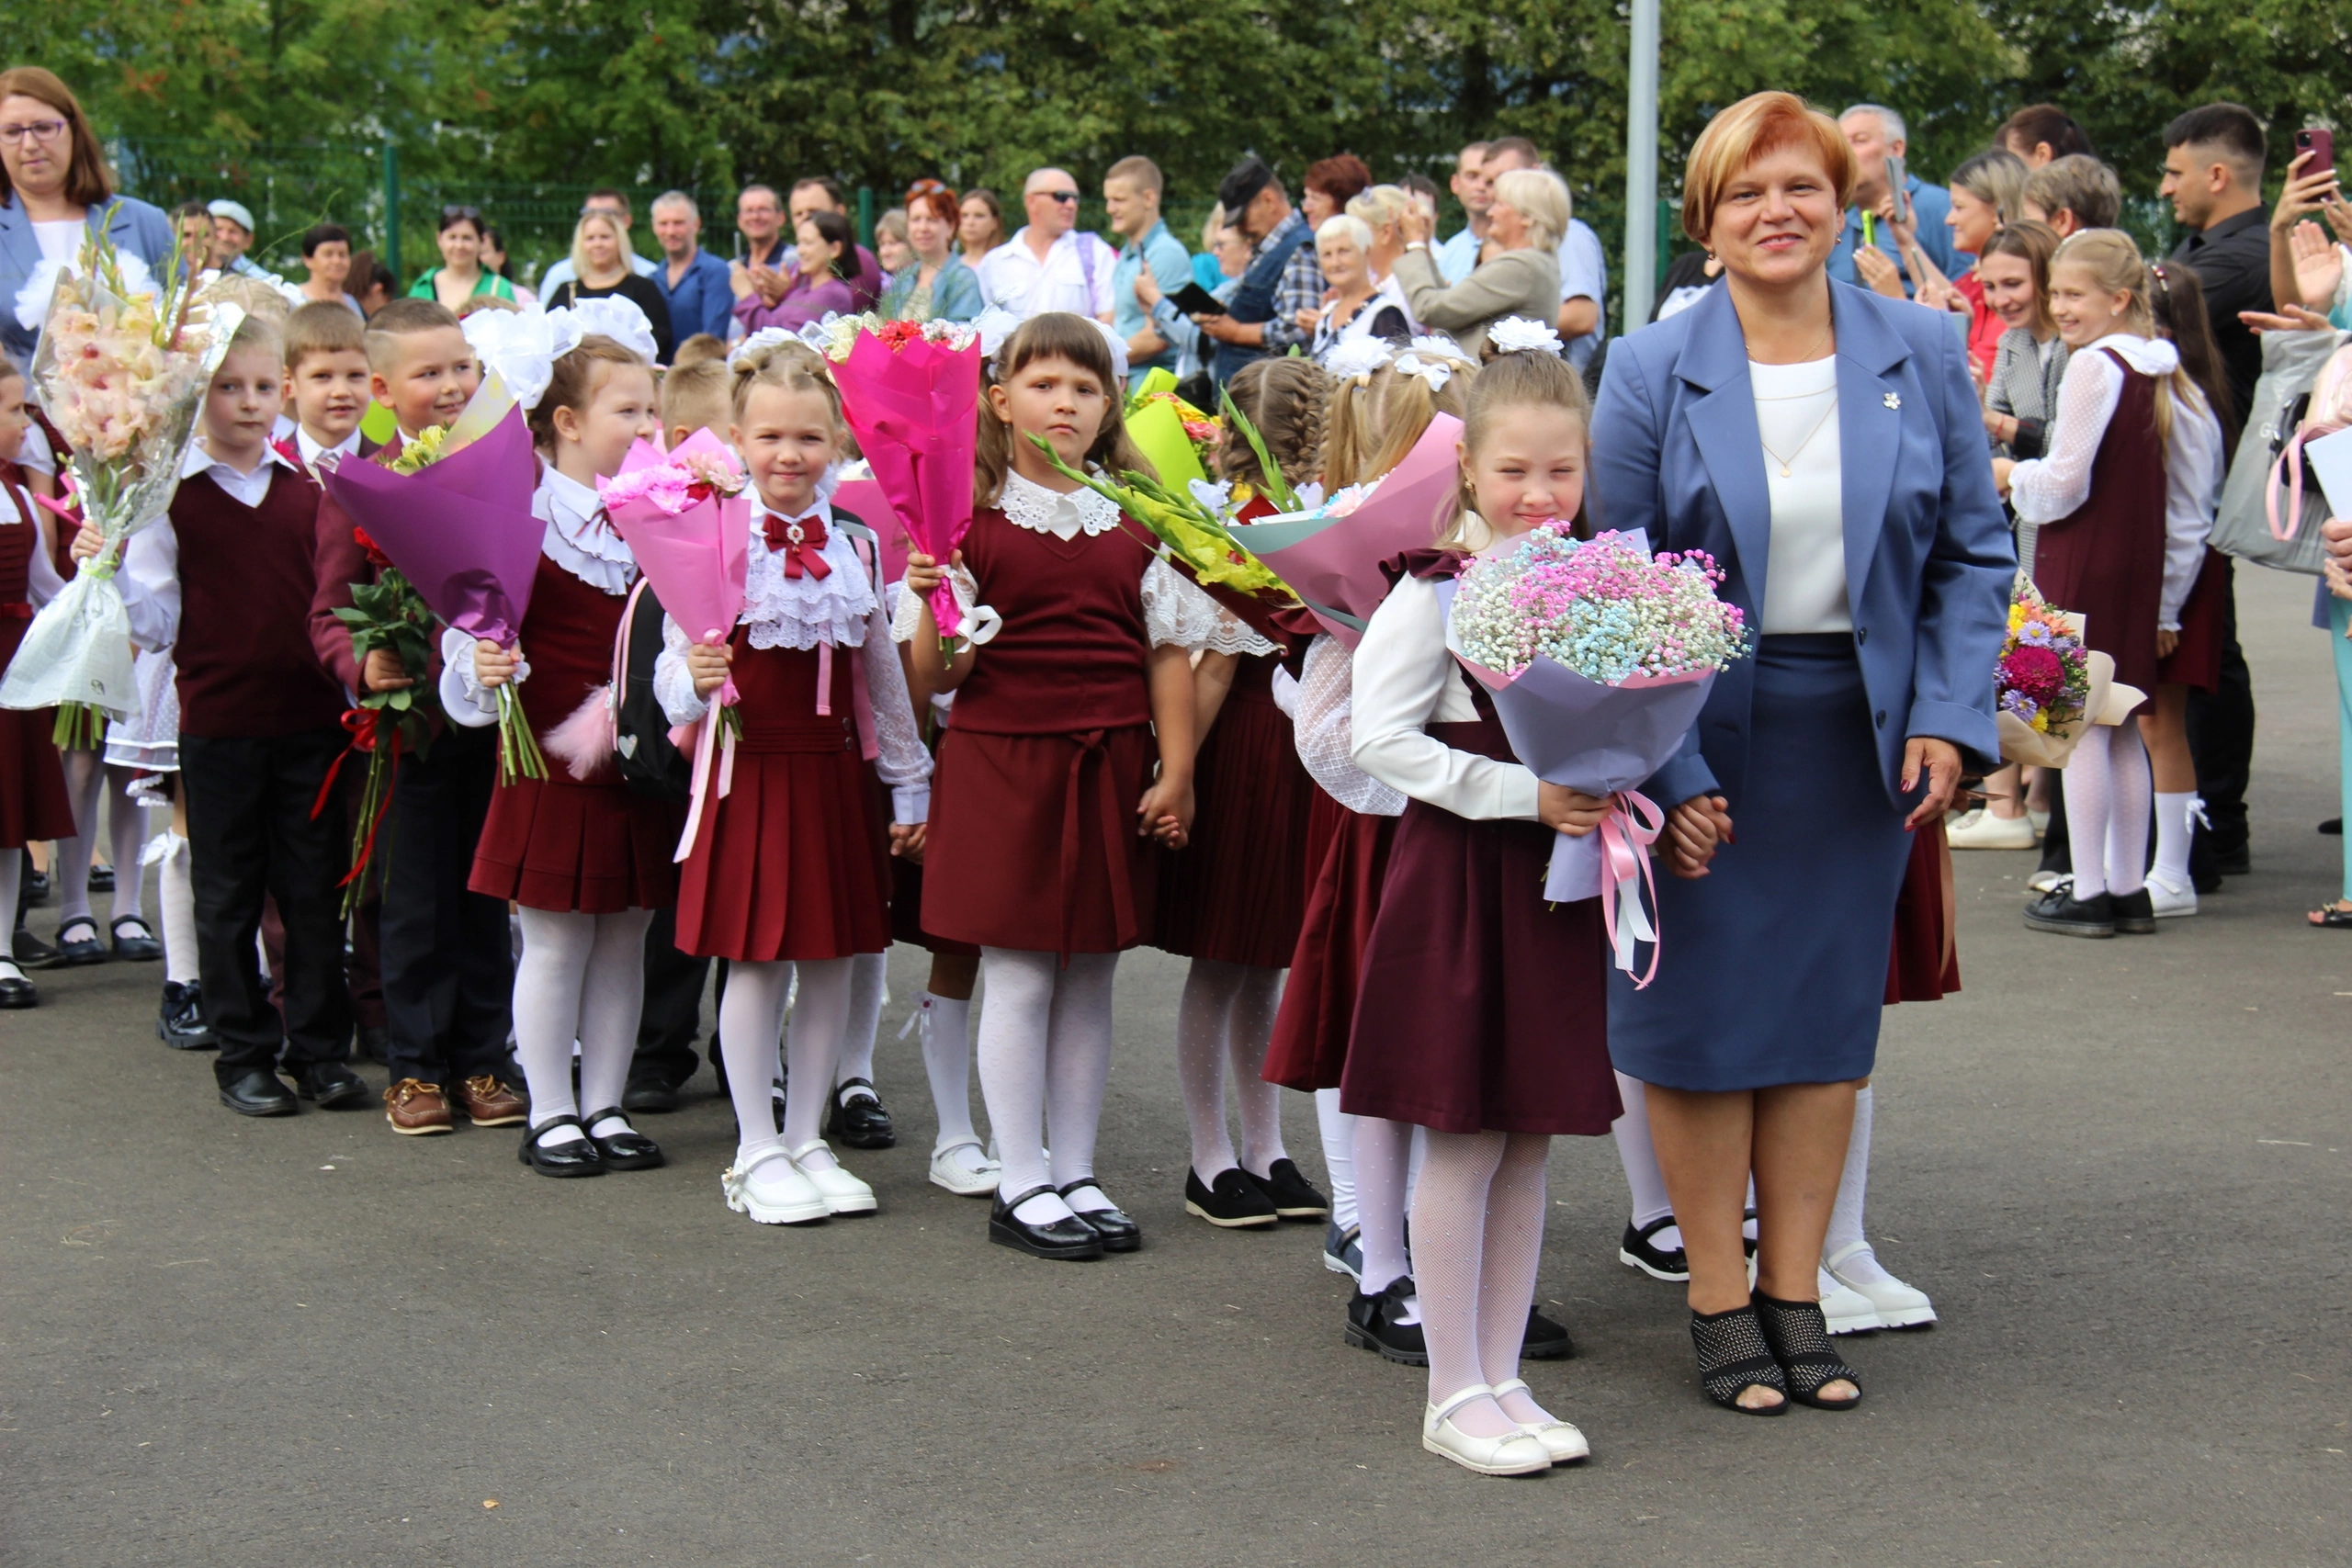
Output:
top-left (4, 561), bottom-right (2347, 1567)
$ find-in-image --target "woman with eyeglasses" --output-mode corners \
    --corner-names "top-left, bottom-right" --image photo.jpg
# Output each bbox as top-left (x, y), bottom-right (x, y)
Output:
top-left (0, 67), bottom-right (177, 365)
top-left (408, 206), bottom-right (516, 310)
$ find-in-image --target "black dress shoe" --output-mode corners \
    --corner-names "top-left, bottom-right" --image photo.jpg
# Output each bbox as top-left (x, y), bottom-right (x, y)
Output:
top-left (824, 1077), bottom-right (897, 1149)
top-left (1619, 1215), bottom-right (1690, 1281)
top-left (2109, 886), bottom-right (2157, 934)
top-left (2023, 885), bottom-right (2115, 936)
top-left (157, 981), bottom-right (216, 1048)
top-left (1184, 1167), bottom-right (1278, 1228)
top-left (49, 917), bottom-right (107, 967)
top-left (0, 963), bottom-right (36, 1010)
top-left (219, 1070), bottom-right (299, 1117)
top-left (1522, 1307), bottom-right (1575, 1360)
top-left (580, 1106), bottom-right (666, 1170)
top-left (1249, 1157), bottom-right (1330, 1221)
top-left (87, 863), bottom-right (115, 893)
top-left (13, 922), bottom-right (57, 965)
top-left (989, 1184), bottom-right (1103, 1260)
top-left (1343, 1275), bottom-right (1429, 1365)
top-left (2323, 818), bottom-right (2343, 836)
top-left (621, 1066), bottom-right (681, 1115)
top-left (1058, 1179), bottom-right (1141, 1252)
top-left (296, 1062), bottom-right (371, 1109)
top-left (110, 914), bottom-right (162, 961)
top-left (517, 1115), bottom-right (608, 1178)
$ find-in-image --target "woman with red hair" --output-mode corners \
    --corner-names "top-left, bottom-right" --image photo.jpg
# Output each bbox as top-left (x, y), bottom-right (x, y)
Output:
top-left (879, 179), bottom-right (985, 322)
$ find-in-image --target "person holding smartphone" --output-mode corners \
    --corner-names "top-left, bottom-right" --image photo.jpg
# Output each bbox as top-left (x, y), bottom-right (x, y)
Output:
top-left (1828, 104), bottom-right (1962, 297)
top-left (2267, 129), bottom-right (2350, 330)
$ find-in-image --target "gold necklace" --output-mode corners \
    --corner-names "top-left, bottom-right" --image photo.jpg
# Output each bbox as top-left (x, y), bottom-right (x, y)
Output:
top-left (1758, 392), bottom-right (1838, 478)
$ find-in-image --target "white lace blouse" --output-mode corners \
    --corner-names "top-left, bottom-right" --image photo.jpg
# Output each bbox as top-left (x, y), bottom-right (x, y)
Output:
top-left (2008, 333), bottom-right (2224, 629)
top-left (1293, 632), bottom-right (1407, 817)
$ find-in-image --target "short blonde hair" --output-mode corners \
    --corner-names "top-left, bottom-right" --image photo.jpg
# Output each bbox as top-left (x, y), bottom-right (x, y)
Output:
top-left (569, 211), bottom-right (628, 284)
top-left (1316, 214), bottom-right (1374, 254)
top-left (1681, 90), bottom-right (1856, 245)
top-left (1492, 168), bottom-right (1568, 252)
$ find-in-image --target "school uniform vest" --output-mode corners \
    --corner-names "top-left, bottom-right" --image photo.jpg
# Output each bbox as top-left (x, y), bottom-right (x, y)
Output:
top-left (947, 506), bottom-right (1157, 736)
top-left (171, 467), bottom-right (350, 739)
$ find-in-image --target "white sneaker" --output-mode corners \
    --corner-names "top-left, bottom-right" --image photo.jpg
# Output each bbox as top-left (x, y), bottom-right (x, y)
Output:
top-left (2027, 869), bottom-right (2070, 895)
top-left (722, 1144), bottom-right (829, 1224)
top-left (1816, 1267), bottom-right (1881, 1336)
top-left (1948, 809), bottom-right (2038, 850)
top-left (1421, 1385), bottom-right (1553, 1476)
top-left (928, 1136), bottom-right (1001, 1197)
top-left (1827, 1244), bottom-right (1937, 1328)
top-left (1491, 1378), bottom-right (1589, 1465)
top-left (2028, 807), bottom-right (2051, 836)
top-left (2146, 872), bottom-right (2199, 918)
top-left (789, 1139), bottom-right (877, 1215)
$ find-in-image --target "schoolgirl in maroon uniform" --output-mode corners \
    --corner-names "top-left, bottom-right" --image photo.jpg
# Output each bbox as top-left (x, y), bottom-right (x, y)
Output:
top-left (0, 363), bottom-right (74, 1008)
top-left (446, 333), bottom-right (679, 1177)
top-left (657, 339), bottom-right (931, 1227)
top-left (903, 311), bottom-right (1202, 1262)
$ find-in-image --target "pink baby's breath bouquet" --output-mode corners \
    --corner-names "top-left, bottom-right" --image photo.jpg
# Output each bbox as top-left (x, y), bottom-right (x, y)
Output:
top-left (1, 220), bottom-right (242, 728)
top-left (1445, 526), bottom-right (1748, 985)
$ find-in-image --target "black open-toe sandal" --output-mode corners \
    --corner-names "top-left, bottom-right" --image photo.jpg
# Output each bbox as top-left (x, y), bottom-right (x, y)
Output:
top-left (2308, 903), bottom-right (2352, 929)
top-left (1753, 1292), bottom-right (1864, 1410)
top-left (1690, 1303), bottom-right (1789, 1416)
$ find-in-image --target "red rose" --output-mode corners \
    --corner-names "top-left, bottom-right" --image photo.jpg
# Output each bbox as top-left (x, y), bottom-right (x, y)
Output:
top-left (352, 525), bottom-right (394, 572)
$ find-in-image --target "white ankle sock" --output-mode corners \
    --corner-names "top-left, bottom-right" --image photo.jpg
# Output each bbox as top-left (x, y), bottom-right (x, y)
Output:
top-left (153, 834), bottom-right (199, 985)
top-left (1316, 1089), bottom-right (1358, 1234)
top-left (1824, 1087), bottom-right (1892, 1283)
top-left (910, 992), bottom-right (978, 1149)
top-left (1611, 1070), bottom-right (1674, 1231)
top-left (2152, 792), bottom-right (2196, 888)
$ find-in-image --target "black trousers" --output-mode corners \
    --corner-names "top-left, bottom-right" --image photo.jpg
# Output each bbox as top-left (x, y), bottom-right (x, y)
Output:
top-left (179, 728), bottom-right (353, 1085)
top-left (379, 722), bottom-right (513, 1087)
top-left (630, 903), bottom-right (715, 1086)
top-left (2186, 561), bottom-right (2256, 859)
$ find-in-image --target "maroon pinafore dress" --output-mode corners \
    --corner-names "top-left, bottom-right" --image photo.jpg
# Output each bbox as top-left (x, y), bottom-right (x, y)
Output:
top-left (2030, 347), bottom-right (2165, 702)
top-left (469, 555), bottom-right (684, 913)
top-left (0, 476), bottom-right (74, 849)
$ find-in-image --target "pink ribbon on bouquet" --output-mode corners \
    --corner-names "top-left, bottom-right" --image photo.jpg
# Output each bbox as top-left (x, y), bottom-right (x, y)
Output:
top-left (1593, 788), bottom-right (1668, 988)
top-left (669, 650), bottom-right (740, 865)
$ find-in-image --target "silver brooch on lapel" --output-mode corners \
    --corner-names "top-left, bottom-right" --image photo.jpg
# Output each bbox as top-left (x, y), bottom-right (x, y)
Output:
top-left (1883, 392), bottom-right (1902, 411)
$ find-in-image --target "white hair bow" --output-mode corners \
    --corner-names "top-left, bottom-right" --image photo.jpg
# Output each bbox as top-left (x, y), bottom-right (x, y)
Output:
top-left (1487, 316), bottom-right (1565, 355)
top-left (462, 306), bottom-right (581, 412)
top-left (1392, 351), bottom-right (1453, 391)
top-left (734, 325), bottom-right (798, 366)
top-left (1321, 338), bottom-right (1394, 382)
top-left (552, 295), bottom-right (660, 367)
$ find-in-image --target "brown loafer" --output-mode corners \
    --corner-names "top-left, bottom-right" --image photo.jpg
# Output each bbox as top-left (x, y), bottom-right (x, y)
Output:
top-left (385, 1078), bottom-right (455, 1135)
top-left (457, 1075), bottom-right (528, 1126)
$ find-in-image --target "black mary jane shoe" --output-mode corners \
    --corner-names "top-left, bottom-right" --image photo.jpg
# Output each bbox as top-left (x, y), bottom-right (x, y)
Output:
top-left (989, 1184), bottom-right (1103, 1260)
top-left (218, 1069), bottom-right (299, 1118)
top-left (517, 1115), bottom-right (608, 1178)
top-left (579, 1106), bottom-right (666, 1170)
top-left (1184, 1167), bottom-right (1278, 1228)
top-left (823, 1077), bottom-right (897, 1149)
top-left (1690, 1302), bottom-right (1790, 1416)
top-left (1522, 1307), bottom-right (1575, 1360)
top-left (49, 916), bottom-right (107, 968)
top-left (1343, 1274), bottom-right (1429, 1365)
top-left (2109, 886), bottom-right (2157, 935)
top-left (1249, 1157), bottom-right (1329, 1221)
top-left (157, 981), bottom-right (216, 1049)
top-left (1058, 1179), bottom-right (1141, 1252)
top-left (1620, 1215), bottom-right (1690, 1281)
top-left (0, 961), bottom-right (38, 1010)
top-left (2024, 885), bottom-right (2115, 937)
top-left (295, 1062), bottom-right (371, 1109)
top-left (1752, 1292), bottom-right (1864, 1410)
top-left (13, 921), bottom-right (56, 966)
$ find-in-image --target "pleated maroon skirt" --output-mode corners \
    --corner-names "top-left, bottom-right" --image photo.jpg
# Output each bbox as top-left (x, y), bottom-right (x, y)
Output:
top-left (2155, 547), bottom-right (2226, 694)
top-left (1883, 818), bottom-right (1961, 1005)
top-left (1154, 657), bottom-right (1314, 968)
top-left (1262, 806), bottom-right (1397, 1092)
top-left (469, 771), bottom-right (683, 914)
top-left (0, 619), bottom-right (74, 849)
top-left (889, 845), bottom-right (980, 957)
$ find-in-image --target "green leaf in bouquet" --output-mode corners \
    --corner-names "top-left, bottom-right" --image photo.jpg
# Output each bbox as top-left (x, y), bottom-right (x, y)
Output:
top-left (1216, 385), bottom-right (1300, 513)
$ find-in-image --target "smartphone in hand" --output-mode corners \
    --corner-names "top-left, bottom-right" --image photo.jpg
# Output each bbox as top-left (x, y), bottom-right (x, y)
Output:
top-left (2296, 128), bottom-right (2338, 190)
top-left (1884, 153), bottom-right (1912, 225)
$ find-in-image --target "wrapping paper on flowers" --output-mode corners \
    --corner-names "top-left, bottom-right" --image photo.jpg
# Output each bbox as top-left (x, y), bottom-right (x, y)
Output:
top-left (0, 226), bottom-right (243, 727)
top-left (1441, 526), bottom-right (1749, 985)
top-left (319, 390), bottom-right (547, 782)
top-left (823, 316), bottom-right (983, 639)
top-left (1996, 582), bottom-right (2144, 768)
top-left (595, 430), bottom-right (751, 861)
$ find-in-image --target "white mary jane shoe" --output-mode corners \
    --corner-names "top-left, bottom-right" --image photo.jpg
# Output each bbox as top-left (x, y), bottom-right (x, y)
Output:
top-left (1490, 1378), bottom-right (1589, 1465)
top-left (928, 1136), bottom-right (1001, 1198)
top-left (1816, 1267), bottom-right (1883, 1336)
top-left (722, 1144), bottom-right (830, 1225)
top-left (1421, 1384), bottom-right (1553, 1477)
top-left (1827, 1243), bottom-right (1938, 1329)
top-left (789, 1139), bottom-right (877, 1215)
top-left (2146, 872), bottom-right (2199, 918)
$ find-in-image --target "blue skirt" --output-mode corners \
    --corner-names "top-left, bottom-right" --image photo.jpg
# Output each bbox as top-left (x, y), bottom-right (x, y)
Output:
top-left (1608, 635), bottom-right (1913, 1091)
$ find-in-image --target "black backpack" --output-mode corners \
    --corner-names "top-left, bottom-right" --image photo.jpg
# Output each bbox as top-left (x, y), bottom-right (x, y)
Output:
top-left (614, 579), bottom-right (694, 802)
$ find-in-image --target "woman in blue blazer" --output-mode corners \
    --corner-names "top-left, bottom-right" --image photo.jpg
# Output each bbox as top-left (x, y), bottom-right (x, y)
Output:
top-left (1589, 93), bottom-right (2011, 1416)
top-left (0, 68), bottom-right (176, 366)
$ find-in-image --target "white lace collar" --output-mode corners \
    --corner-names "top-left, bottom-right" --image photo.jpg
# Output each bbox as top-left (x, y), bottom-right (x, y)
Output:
top-left (537, 468), bottom-right (637, 595)
top-left (741, 493), bottom-right (877, 650)
top-left (1000, 466), bottom-right (1123, 539)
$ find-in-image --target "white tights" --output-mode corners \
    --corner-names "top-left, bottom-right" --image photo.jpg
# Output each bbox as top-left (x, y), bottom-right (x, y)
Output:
top-left (1415, 1130), bottom-right (1555, 1438)
top-left (1354, 1112), bottom-right (1416, 1298)
top-left (1315, 1089), bottom-right (1356, 1233)
top-left (513, 907), bottom-right (653, 1146)
top-left (154, 832), bottom-right (199, 985)
top-left (976, 947), bottom-right (1119, 1225)
top-left (833, 951), bottom-right (888, 1093)
top-left (57, 755), bottom-right (145, 928)
top-left (715, 956), bottom-right (858, 1173)
top-left (2063, 722), bottom-right (2152, 900)
top-left (1175, 958), bottom-right (1288, 1179)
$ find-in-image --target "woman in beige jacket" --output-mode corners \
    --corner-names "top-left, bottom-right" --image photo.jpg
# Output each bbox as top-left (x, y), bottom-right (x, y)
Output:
top-left (1392, 168), bottom-right (1567, 356)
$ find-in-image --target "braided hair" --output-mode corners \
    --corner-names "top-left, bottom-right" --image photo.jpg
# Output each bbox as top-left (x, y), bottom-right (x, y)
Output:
top-left (1217, 357), bottom-right (1333, 491)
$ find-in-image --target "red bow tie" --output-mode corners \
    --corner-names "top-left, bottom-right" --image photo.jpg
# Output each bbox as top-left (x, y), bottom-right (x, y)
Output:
top-left (761, 510), bottom-right (832, 580)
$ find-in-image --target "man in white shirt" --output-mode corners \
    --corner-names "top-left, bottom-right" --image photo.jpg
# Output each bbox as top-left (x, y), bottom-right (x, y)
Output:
top-left (537, 188), bottom-right (661, 294)
top-left (977, 167), bottom-right (1116, 321)
top-left (1432, 142), bottom-right (1492, 286)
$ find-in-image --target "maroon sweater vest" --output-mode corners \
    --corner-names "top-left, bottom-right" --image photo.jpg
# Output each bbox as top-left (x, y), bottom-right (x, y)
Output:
top-left (170, 468), bottom-right (351, 739)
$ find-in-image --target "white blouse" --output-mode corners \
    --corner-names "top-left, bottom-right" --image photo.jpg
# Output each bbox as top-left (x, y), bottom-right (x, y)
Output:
top-left (1293, 632), bottom-right (1406, 817)
top-left (1750, 356), bottom-right (1850, 636)
top-left (1351, 570), bottom-right (1540, 821)
top-left (2008, 333), bottom-right (2223, 629)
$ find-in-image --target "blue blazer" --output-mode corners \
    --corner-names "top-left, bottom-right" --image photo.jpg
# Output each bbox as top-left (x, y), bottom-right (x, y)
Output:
top-left (1590, 277), bottom-right (2014, 809)
top-left (0, 194), bottom-right (177, 364)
